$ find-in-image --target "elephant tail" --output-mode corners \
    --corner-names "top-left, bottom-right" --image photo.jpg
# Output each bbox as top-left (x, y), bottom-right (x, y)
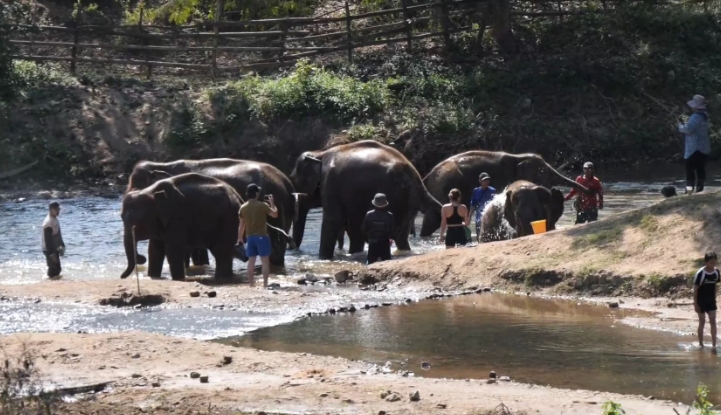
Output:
top-left (419, 186), bottom-right (443, 215)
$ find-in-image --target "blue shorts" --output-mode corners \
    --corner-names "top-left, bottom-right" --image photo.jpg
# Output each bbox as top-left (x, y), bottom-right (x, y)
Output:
top-left (246, 235), bottom-right (271, 258)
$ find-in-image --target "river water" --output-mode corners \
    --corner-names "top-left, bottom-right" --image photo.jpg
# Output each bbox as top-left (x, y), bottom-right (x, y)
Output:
top-left (0, 163), bottom-right (719, 403)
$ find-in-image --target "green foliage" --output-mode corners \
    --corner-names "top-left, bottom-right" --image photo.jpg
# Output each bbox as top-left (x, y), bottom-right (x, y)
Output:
top-left (601, 401), bottom-right (626, 415)
top-left (693, 383), bottom-right (718, 415)
top-left (140, 0), bottom-right (319, 25)
top-left (0, 2), bottom-right (35, 102)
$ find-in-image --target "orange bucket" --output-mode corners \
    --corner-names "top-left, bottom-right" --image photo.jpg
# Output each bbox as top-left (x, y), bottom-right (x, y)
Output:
top-left (531, 220), bottom-right (547, 235)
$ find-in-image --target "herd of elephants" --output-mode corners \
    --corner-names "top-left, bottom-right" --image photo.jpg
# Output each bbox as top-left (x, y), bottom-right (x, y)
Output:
top-left (116, 140), bottom-right (589, 281)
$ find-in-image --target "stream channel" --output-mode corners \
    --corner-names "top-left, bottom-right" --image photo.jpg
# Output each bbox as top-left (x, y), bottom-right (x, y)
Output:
top-left (0, 163), bottom-right (720, 404)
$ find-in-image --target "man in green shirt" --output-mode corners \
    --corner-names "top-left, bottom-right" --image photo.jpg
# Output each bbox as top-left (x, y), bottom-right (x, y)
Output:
top-left (238, 183), bottom-right (278, 287)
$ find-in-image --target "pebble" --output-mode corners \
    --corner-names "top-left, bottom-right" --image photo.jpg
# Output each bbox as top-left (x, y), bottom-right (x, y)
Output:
top-left (486, 379), bottom-right (496, 384)
top-left (200, 375), bottom-right (209, 383)
top-left (499, 376), bottom-right (511, 382)
top-left (409, 391), bottom-right (420, 402)
top-left (437, 403), bottom-right (447, 409)
top-left (342, 399), bottom-right (354, 404)
top-left (382, 302), bottom-right (392, 307)
top-left (608, 302), bottom-right (620, 308)
top-left (207, 291), bottom-right (217, 298)
top-left (319, 393), bottom-right (328, 398)
top-left (131, 353), bottom-right (141, 359)
top-left (131, 373), bottom-right (142, 378)
top-left (378, 412), bottom-right (387, 415)
top-left (151, 381), bottom-right (161, 388)
top-left (190, 372), bottom-right (200, 379)
top-left (489, 371), bottom-right (497, 379)
top-left (189, 291), bottom-right (200, 298)
top-left (222, 356), bottom-right (233, 365)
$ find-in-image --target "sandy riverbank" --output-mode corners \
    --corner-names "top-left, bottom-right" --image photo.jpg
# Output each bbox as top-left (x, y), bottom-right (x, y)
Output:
top-left (0, 331), bottom-right (688, 415)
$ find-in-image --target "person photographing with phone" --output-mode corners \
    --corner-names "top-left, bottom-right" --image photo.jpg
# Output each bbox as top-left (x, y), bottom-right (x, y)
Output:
top-left (238, 184), bottom-right (278, 288)
top-left (678, 94), bottom-right (710, 194)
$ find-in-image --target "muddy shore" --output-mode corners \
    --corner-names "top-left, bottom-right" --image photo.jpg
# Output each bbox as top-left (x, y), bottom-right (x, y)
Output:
top-left (1, 331), bottom-right (688, 415)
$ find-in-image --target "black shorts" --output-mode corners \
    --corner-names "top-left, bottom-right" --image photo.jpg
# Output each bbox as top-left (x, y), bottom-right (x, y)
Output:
top-left (445, 227), bottom-right (467, 247)
top-left (367, 240), bottom-right (391, 265)
top-left (699, 299), bottom-right (717, 313)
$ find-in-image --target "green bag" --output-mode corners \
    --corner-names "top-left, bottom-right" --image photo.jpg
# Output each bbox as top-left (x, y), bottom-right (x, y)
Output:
top-left (464, 226), bottom-right (472, 241)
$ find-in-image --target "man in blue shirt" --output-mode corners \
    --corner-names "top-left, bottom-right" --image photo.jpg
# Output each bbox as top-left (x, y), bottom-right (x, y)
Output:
top-left (470, 172), bottom-right (496, 242)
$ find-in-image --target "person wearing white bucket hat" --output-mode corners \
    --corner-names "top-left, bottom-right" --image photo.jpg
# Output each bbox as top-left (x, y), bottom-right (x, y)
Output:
top-left (678, 94), bottom-right (710, 194)
top-left (361, 193), bottom-right (395, 265)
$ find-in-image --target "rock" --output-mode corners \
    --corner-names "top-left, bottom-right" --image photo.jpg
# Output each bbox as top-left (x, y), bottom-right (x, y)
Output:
top-left (499, 376), bottom-right (511, 382)
top-left (338, 307), bottom-right (348, 312)
top-left (386, 393), bottom-right (401, 402)
top-left (199, 375), bottom-right (209, 383)
top-left (437, 403), bottom-right (447, 409)
top-left (404, 298), bottom-right (413, 304)
top-left (482, 287), bottom-right (492, 292)
top-left (348, 305), bottom-right (357, 312)
top-left (420, 362), bottom-right (431, 370)
top-left (131, 353), bottom-right (141, 359)
top-left (266, 283), bottom-right (280, 290)
top-left (608, 302), bottom-right (619, 308)
top-left (486, 378), bottom-right (496, 384)
top-left (297, 278), bottom-right (308, 285)
top-left (207, 291), bottom-right (217, 298)
top-left (131, 373), bottom-right (142, 378)
top-left (359, 275), bottom-right (377, 285)
top-left (364, 304), bottom-right (370, 310)
top-left (382, 302), bottom-right (392, 307)
top-left (222, 356), bottom-right (233, 365)
top-left (380, 391), bottom-right (390, 399)
top-left (305, 273), bottom-right (318, 283)
top-left (319, 393), bottom-right (329, 398)
top-left (342, 399), bottom-right (353, 404)
top-left (151, 381), bottom-right (161, 388)
top-left (409, 391), bottom-right (420, 402)
top-left (489, 371), bottom-right (497, 379)
top-left (38, 191), bottom-right (52, 200)
top-left (378, 412), bottom-right (387, 415)
top-left (189, 291), bottom-right (200, 298)
top-left (328, 308), bottom-right (336, 314)
top-left (190, 372), bottom-right (201, 379)
top-left (335, 270), bottom-right (354, 283)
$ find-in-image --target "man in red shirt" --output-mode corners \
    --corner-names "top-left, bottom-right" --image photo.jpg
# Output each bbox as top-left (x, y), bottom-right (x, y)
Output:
top-left (565, 161), bottom-right (603, 224)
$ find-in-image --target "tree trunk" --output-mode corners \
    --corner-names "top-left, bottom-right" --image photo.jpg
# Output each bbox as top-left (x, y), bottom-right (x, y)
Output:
top-left (488, 0), bottom-right (519, 56)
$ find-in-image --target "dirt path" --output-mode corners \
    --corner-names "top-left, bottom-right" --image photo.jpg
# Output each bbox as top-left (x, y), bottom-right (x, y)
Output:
top-left (1, 332), bottom-right (687, 415)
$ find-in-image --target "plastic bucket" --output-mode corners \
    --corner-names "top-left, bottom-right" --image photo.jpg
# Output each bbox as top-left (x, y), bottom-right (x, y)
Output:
top-left (531, 220), bottom-right (547, 235)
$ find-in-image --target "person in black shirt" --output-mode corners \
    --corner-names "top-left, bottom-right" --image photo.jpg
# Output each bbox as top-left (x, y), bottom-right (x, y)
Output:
top-left (693, 251), bottom-right (719, 349)
top-left (361, 194), bottom-right (394, 265)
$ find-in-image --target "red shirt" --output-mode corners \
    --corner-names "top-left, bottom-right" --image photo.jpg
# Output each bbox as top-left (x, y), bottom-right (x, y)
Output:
top-left (565, 175), bottom-right (603, 211)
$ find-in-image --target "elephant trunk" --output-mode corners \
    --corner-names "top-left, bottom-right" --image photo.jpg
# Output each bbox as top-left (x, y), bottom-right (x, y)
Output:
top-left (550, 166), bottom-right (589, 193)
top-left (293, 203), bottom-right (310, 248)
top-left (419, 187), bottom-right (444, 237)
top-left (121, 225), bottom-right (137, 279)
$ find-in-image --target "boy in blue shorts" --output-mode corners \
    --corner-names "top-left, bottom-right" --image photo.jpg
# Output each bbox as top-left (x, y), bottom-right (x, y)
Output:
top-left (238, 184), bottom-right (278, 288)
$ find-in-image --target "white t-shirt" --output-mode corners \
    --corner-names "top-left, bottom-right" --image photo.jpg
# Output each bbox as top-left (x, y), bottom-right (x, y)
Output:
top-left (41, 214), bottom-right (60, 252)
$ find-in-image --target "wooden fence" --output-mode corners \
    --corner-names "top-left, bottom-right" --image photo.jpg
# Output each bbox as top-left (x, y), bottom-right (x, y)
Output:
top-left (7, 0), bottom-right (636, 77)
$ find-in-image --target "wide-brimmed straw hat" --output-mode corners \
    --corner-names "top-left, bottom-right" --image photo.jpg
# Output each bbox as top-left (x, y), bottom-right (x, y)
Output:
top-left (687, 94), bottom-right (707, 110)
top-left (372, 193), bottom-right (389, 208)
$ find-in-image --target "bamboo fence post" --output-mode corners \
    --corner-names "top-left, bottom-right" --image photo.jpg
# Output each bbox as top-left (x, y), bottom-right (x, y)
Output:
top-left (70, 6), bottom-right (81, 74)
top-left (401, 0), bottom-right (412, 52)
top-left (278, 20), bottom-right (289, 63)
top-left (212, 0), bottom-right (223, 77)
top-left (440, 0), bottom-right (451, 52)
top-left (138, 8), bottom-right (152, 79)
top-left (344, 1), bottom-right (352, 62)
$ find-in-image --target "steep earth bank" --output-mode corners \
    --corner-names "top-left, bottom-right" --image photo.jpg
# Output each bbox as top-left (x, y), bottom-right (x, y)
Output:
top-left (361, 192), bottom-right (720, 315)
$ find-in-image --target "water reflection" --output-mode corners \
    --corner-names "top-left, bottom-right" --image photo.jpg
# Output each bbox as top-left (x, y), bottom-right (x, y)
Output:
top-left (228, 294), bottom-right (721, 403)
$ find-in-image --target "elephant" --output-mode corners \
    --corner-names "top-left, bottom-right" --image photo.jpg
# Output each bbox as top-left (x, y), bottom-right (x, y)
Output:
top-left (420, 151), bottom-right (588, 236)
top-left (503, 180), bottom-right (565, 237)
top-left (290, 140), bottom-right (443, 260)
top-left (120, 173), bottom-right (242, 281)
top-left (126, 158), bottom-right (297, 267)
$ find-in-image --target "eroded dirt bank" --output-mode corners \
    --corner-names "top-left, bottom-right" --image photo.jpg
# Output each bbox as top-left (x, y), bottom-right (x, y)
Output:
top-left (1, 332), bottom-right (684, 415)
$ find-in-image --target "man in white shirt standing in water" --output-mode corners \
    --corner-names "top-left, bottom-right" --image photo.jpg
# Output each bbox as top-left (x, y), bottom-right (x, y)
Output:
top-left (42, 202), bottom-right (65, 278)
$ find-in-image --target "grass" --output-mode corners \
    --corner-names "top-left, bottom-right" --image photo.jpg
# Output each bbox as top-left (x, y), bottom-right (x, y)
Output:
top-left (571, 227), bottom-right (624, 250)
top-left (638, 215), bottom-right (659, 233)
top-left (1, 343), bottom-right (58, 415)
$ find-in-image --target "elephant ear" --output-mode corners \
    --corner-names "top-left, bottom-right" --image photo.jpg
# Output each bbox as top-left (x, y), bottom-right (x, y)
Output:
top-left (153, 182), bottom-right (183, 228)
top-left (549, 188), bottom-right (565, 227)
top-left (503, 190), bottom-right (516, 229)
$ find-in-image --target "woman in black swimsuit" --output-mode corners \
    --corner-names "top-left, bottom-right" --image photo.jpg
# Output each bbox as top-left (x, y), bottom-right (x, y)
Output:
top-left (694, 251), bottom-right (719, 349)
top-left (440, 188), bottom-right (469, 249)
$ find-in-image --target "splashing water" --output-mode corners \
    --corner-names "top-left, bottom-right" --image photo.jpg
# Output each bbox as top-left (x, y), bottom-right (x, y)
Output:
top-left (478, 192), bottom-right (515, 242)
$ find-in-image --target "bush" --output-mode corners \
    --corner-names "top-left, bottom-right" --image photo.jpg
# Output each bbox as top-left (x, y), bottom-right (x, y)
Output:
top-left (0, 344), bottom-right (58, 415)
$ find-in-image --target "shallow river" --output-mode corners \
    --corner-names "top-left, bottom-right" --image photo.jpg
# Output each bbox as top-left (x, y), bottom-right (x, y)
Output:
top-left (0, 163), bottom-right (719, 403)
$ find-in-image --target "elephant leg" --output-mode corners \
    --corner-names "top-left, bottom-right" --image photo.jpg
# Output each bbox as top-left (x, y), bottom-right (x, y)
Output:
top-left (319, 217), bottom-right (343, 260)
top-left (210, 245), bottom-right (234, 279)
top-left (191, 248), bottom-right (210, 266)
top-left (337, 228), bottom-right (345, 250)
top-left (165, 243), bottom-right (187, 281)
top-left (147, 238), bottom-right (165, 278)
top-left (394, 216), bottom-right (413, 251)
top-left (347, 222), bottom-right (365, 255)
